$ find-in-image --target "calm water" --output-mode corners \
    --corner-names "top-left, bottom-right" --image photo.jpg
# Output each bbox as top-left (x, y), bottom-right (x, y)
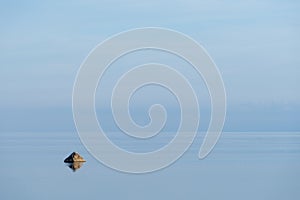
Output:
top-left (0, 131), bottom-right (299, 199)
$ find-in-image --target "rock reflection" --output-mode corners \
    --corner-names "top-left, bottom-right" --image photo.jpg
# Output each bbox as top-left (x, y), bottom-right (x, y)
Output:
top-left (66, 162), bottom-right (84, 172)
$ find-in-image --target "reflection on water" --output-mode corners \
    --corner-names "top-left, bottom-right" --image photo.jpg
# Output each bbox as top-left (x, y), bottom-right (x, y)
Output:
top-left (66, 162), bottom-right (84, 172)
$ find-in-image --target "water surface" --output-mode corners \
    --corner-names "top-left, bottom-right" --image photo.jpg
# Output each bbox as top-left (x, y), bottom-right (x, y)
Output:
top-left (0, 132), bottom-right (299, 199)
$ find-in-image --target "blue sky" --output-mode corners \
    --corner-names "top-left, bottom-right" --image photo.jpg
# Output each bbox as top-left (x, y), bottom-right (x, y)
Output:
top-left (0, 0), bottom-right (299, 132)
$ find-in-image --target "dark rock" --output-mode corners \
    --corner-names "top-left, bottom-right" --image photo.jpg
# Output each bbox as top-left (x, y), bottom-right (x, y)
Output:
top-left (64, 152), bottom-right (86, 163)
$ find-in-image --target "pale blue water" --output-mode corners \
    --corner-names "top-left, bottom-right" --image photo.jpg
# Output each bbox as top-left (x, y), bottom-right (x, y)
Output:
top-left (0, 132), bottom-right (299, 199)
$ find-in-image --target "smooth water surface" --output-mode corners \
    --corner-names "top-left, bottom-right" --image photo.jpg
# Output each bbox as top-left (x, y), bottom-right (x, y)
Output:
top-left (0, 132), bottom-right (299, 199)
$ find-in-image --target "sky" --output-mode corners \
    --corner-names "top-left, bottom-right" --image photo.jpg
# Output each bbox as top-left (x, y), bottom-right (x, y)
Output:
top-left (0, 0), bottom-right (299, 132)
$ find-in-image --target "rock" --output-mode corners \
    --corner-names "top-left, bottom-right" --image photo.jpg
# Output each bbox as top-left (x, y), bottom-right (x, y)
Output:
top-left (64, 152), bottom-right (86, 163)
